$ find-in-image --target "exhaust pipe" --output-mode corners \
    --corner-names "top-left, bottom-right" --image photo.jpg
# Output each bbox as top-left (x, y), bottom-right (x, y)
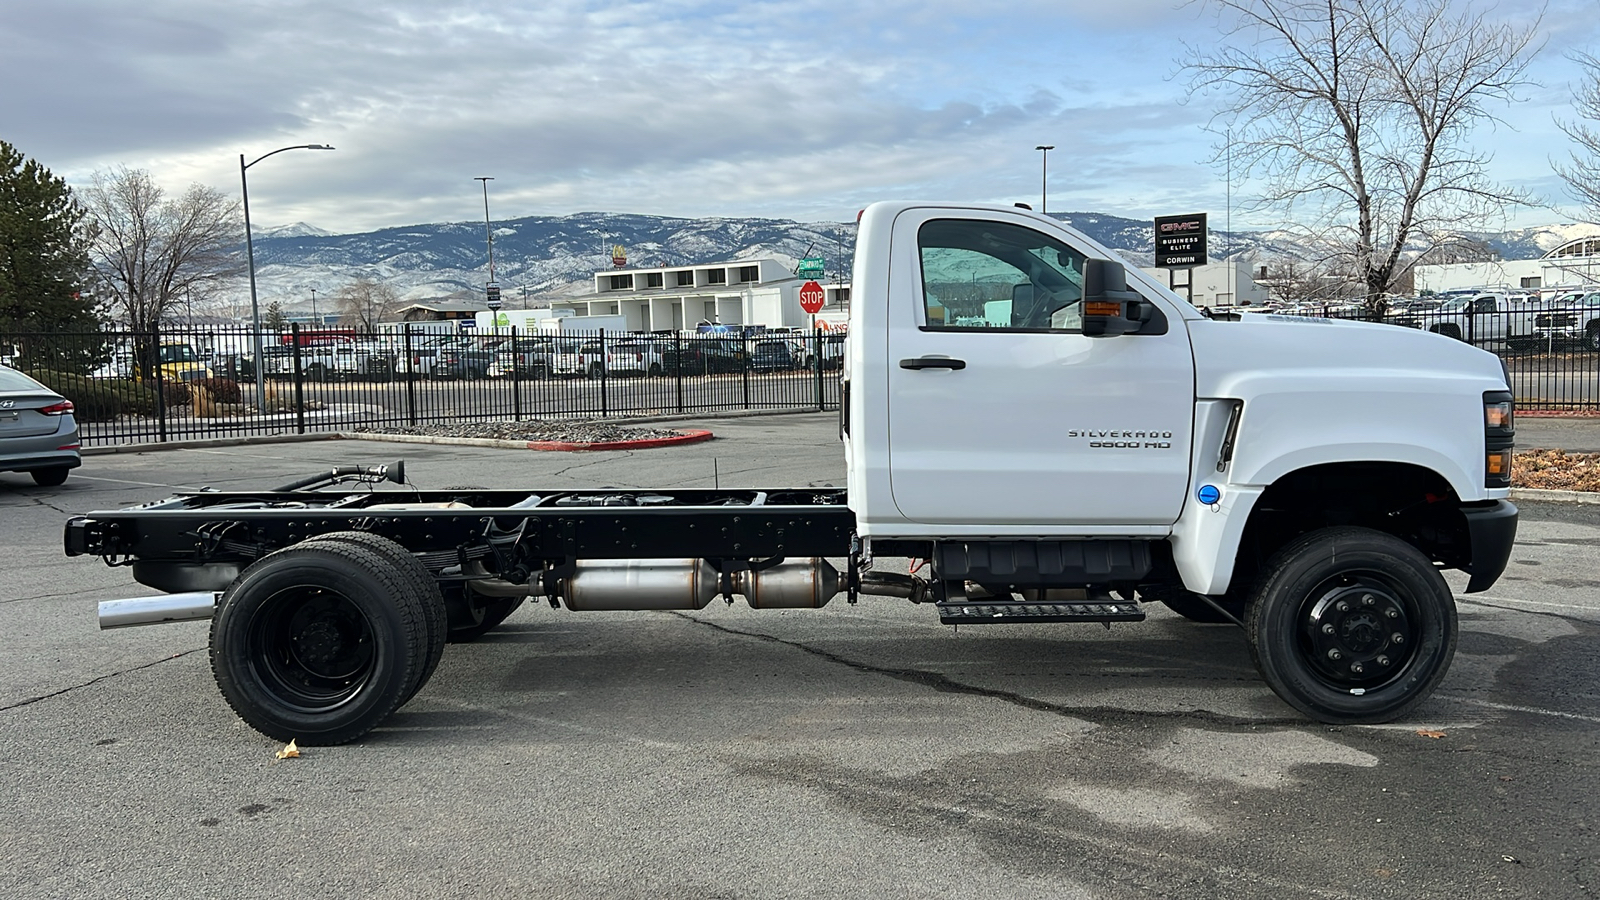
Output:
top-left (99, 592), bottom-right (218, 630)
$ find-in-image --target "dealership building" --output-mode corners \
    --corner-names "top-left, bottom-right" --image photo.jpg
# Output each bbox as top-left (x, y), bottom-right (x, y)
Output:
top-left (1413, 235), bottom-right (1600, 296)
top-left (553, 258), bottom-right (851, 331)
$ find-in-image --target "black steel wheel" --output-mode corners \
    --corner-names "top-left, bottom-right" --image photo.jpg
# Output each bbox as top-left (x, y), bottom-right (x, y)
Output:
top-left (210, 541), bottom-right (430, 745)
top-left (301, 532), bottom-right (446, 704)
top-left (1246, 526), bottom-right (1457, 724)
top-left (1586, 322), bottom-right (1600, 352)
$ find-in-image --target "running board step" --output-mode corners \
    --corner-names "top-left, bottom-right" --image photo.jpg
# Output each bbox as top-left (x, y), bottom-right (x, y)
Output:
top-left (935, 599), bottom-right (1145, 625)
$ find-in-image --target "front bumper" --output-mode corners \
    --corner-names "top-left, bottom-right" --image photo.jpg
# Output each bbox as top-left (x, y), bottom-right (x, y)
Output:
top-left (1462, 500), bottom-right (1518, 593)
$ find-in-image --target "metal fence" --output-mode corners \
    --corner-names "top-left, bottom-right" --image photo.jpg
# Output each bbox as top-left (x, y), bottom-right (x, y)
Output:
top-left (0, 325), bottom-right (844, 447)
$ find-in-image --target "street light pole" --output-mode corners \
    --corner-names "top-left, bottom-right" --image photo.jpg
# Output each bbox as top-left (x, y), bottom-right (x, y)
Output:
top-left (475, 176), bottom-right (496, 284)
top-left (241, 143), bottom-right (334, 408)
top-left (310, 287), bottom-right (319, 328)
top-left (1035, 145), bottom-right (1054, 216)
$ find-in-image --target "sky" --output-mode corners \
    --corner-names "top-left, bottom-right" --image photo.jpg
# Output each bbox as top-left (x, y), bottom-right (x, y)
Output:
top-left (3, 0), bottom-right (1598, 236)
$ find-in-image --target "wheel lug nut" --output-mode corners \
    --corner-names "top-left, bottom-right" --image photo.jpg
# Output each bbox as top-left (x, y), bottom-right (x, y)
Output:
top-left (1350, 662), bottom-right (1364, 674)
top-left (1391, 633), bottom-right (1404, 644)
top-left (1336, 601), bottom-right (1351, 613)
top-left (1385, 608), bottom-right (1399, 618)
top-left (1362, 594), bottom-right (1375, 606)
top-left (1322, 623), bottom-right (1336, 635)
top-left (1327, 649), bottom-right (1343, 661)
top-left (1377, 655), bottom-right (1391, 666)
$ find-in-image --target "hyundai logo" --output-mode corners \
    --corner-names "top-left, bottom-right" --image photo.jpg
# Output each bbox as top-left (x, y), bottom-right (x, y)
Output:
top-left (0, 400), bottom-right (13, 409)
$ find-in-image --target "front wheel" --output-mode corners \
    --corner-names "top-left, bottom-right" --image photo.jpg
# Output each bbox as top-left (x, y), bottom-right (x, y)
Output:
top-left (1246, 526), bottom-right (1457, 724)
top-left (1586, 322), bottom-right (1600, 352)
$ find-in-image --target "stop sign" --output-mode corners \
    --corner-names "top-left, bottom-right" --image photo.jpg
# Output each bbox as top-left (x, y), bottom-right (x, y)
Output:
top-left (799, 280), bottom-right (825, 315)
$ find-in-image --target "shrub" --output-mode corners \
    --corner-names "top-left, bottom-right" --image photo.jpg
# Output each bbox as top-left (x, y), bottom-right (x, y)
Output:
top-left (26, 370), bottom-right (124, 422)
top-left (194, 376), bottom-right (241, 404)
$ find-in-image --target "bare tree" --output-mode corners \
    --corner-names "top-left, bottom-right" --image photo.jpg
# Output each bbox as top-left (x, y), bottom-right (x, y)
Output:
top-left (82, 167), bottom-right (240, 332)
top-left (1555, 51), bottom-right (1600, 219)
top-left (333, 278), bottom-right (400, 334)
top-left (1185, 0), bottom-right (1541, 315)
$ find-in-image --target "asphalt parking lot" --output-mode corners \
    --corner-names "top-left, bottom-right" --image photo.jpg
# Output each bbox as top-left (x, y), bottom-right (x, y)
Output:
top-left (2, 413), bottom-right (1597, 899)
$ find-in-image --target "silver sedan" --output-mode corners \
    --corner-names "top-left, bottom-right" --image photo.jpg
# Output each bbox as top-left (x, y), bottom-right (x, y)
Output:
top-left (0, 365), bottom-right (81, 486)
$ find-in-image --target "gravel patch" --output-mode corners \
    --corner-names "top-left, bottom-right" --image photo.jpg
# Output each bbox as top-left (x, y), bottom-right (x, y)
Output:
top-left (350, 420), bottom-right (687, 444)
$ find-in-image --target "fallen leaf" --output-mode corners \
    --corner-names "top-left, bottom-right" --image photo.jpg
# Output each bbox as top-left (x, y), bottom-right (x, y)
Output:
top-left (275, 739), bottom-right (300, 760)
top-left (1415, 729), bottom-right (1447, 739)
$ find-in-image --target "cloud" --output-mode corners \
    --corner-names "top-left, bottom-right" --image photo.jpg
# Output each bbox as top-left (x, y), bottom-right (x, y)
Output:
top-left (1, 0), bottom-right (1584, 233)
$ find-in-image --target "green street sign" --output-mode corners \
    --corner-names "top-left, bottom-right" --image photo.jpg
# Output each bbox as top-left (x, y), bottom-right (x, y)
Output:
top-left (797, 257), bottom-right (825, 279)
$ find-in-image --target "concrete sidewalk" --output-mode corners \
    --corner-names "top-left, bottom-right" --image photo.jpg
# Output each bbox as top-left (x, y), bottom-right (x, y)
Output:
top-left (1516, 415), bottom-right (1600, 452)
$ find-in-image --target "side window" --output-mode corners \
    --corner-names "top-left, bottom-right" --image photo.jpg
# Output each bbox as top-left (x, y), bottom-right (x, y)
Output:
top-left (918, 219), bottom-right (1087, 331)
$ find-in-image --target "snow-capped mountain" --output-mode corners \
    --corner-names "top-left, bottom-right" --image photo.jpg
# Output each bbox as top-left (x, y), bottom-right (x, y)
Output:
top-left (234, 209), bottom-right (1591, 311)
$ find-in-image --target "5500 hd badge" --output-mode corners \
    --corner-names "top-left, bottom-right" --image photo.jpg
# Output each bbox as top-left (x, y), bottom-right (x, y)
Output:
top-left (1068, 430), bottom-right (1174, 449)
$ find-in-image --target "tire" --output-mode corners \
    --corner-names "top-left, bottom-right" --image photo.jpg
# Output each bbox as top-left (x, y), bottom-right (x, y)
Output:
top-left (589, 363), bottom-right (605, 380)
top-left (301, 532), bottom-right (446, 704)
top-left (446, 592), bottom-right (526, 643)
top-left (648, 362), bottom-right (663, 377)
top-left (1246, 526), bottom-right (1457, 724)
top-left (209, 541), bottom-right (430, 745)
top-left (1586, 322), bottom-right (1600, 352)
top-left (306, 363), bottom-right (328, 382)
top-left (30, 466), bottom-right (70, 486)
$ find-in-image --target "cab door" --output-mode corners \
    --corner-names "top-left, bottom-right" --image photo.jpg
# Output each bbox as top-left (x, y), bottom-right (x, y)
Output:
top-left (884, 208), bottom-right (1194, 527)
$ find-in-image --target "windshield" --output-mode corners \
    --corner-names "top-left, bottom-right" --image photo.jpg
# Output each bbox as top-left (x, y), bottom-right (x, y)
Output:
top-left (159, 345), bottom-right (198, 363)
top-left (1438, 298), bottom-right (1473, 312)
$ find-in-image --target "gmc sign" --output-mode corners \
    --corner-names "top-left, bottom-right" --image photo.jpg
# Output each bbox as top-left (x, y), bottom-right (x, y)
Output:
top-left (1154, 213), bottom-right (1207, 269)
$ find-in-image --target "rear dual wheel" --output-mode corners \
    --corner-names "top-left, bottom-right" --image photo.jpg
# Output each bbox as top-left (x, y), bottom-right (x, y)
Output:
top-left (210, 536), bottom-right (446, 745)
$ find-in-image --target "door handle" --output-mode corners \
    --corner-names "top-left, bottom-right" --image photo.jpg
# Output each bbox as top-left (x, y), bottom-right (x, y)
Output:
top-left (899, 357), bottom-right (966, 370)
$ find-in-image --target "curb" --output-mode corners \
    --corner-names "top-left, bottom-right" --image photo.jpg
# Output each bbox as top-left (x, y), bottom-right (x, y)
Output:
top-left (82, 432), bottom-right (340, 455)
top-left (1509, 487), bottom-right (1600, 505)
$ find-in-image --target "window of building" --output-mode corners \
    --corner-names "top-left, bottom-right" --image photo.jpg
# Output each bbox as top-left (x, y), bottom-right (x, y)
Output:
top-left (609, 274), bottom-right (633, 290)
top-left (706, 269), bottom-right (727, 285)
top-left (834, 288), bottom-right (850, 306)
top-left (646, 272), bottom-right (664, 288)
top-left (675, 270), bottom-right (694, 286)
top-left (737, 265), bottom-right (759, 283)
top-left (1520, 276), bottom-right (1542, 289)
top-left (917, 219), bottom-right (1086, 332)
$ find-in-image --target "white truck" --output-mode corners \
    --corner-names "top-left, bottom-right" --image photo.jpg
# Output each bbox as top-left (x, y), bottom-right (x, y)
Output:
top-left (66, 201), bottom-right (1517, 745)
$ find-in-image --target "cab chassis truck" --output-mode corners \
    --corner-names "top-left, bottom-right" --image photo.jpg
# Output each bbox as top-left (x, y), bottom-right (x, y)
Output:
top-left (66, 202), bottom-right (1519, 745)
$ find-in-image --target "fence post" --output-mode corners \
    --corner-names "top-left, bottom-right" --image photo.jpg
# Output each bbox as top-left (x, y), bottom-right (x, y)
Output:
top-left (511, 326), bottom-right (522, 421)
top-left (674, 333), bottom-right (684, 413)
top-left (742, 335), bottom-right (751, 410)
top-left (289, 323), bottom-right (306, 434)
top-left (404, 324), bottom-right (417, 426)
top-left (813, 327), bottom-right (824, 411)
top-left (599, 330), bottom-right (609, 418)
top-left (152, 326), bottom-right (168, 443)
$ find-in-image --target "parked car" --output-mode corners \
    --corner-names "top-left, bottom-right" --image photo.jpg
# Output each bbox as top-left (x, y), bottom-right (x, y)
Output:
top-left (750, 339), bottom-right (796, 372)
top-left (664, 338), bottom-right (749, 375)
top-left (606, 339), bottom-right (668, 377)
top-left (488, 336), bottom-right (555, 379)
top-left (433, 337), bottom-right (502, 380)
top-left (1527, 292), bottom-right (1600, 351)
top-left (0, 365), bottom-right (81, 486)
top-left (548, 340), bottom-right (599, 378)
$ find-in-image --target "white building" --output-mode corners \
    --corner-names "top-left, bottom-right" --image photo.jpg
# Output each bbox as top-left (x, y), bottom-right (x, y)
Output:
top-left (555, 258), bottom-right (851, 331)
top-left (1413, 236), bottom-right (1600, 297)
top-left (1138, 260), bottom-right (1270, 308)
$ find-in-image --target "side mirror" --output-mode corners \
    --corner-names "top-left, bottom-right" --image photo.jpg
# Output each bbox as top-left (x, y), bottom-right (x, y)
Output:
top-left (1081, 259), bottom-right (1162, 337)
